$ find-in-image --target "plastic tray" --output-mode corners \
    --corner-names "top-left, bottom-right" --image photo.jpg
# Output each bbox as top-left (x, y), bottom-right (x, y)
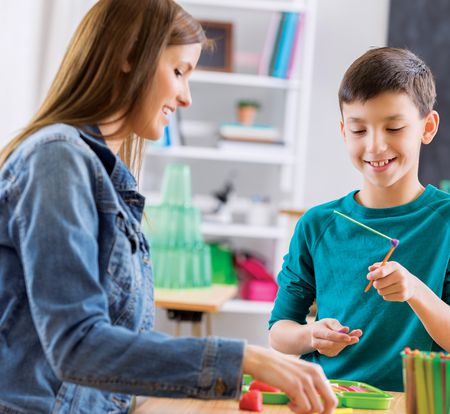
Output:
top-left (330, 379), bottom-right (393, 410)
top-left (242, 375), bottom-right (289, 405)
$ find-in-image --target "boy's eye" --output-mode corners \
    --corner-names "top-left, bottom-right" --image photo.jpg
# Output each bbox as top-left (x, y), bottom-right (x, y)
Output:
top-left (350, 130), bottom-right (366, 135)
top-left (174, 69), bottom-right (183, 77)
top-left (386, 127), bottom-right (405, 132)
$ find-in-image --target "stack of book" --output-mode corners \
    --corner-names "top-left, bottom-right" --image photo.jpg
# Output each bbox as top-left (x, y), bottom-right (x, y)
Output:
top-left (219, 122), bottom-right (282, 151)
top-left (258, 12), bottom-right (305, 79)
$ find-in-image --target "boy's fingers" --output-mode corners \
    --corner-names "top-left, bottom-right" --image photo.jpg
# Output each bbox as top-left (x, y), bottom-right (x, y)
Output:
top-left (316, 329), bottom-right (352, 342)
top-left (324, 319), bottom-right (346, 332)
top-left (368, 263), bottom-right (393, 280)
top-left (377, 282), bottom-right (401, 296)
top-left (348, 329), bottom-right (363, 337)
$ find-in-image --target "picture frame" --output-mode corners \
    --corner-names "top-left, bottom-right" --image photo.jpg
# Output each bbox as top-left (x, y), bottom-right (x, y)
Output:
top-left (198, 20), bottom-right (233, 72)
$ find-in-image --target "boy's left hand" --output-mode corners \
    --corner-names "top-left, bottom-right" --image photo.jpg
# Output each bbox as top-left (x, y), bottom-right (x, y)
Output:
top-left (367, 261), bottom-right (419, 302)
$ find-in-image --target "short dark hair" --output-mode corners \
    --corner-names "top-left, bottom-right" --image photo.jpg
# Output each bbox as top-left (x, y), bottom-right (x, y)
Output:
top-left (338, 47), bottom-right (436, 118)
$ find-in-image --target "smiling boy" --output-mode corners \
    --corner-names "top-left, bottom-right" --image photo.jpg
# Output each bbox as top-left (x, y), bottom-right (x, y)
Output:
top-left (268, 47), bottom-right (450, 391)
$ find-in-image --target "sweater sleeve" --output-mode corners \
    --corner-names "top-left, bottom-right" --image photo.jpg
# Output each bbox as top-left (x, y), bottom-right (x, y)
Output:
top-left (269, 218), bottom-right (316, 328)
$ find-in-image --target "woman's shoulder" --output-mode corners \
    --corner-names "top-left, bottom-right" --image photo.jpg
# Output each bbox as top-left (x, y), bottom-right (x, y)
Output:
top-left (5, 124), bottom-right (100, 173)
top-left (2, 124), bottom-right (105, 194)
top-left (16, 124), bottom-right (91, 158)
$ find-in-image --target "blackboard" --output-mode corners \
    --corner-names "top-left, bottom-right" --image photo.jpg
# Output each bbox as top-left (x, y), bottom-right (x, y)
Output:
top-left (388, 0), bottom-right (450, 186)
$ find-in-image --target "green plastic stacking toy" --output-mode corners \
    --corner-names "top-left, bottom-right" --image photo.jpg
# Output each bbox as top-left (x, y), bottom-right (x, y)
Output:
top-left (142, 164), bottom-right (212, 289)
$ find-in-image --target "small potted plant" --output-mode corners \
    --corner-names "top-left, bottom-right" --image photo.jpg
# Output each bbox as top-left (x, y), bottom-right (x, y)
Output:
top-left (237, 99), bottom-right (261, 126)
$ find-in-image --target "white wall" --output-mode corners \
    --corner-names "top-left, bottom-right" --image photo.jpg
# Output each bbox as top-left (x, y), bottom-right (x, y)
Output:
top-left (303, 0), bottom-right (391, 207)
top-left (0, 0), bottom-right (94, 149)
top-left (0, 0), bottom-right (46, 145)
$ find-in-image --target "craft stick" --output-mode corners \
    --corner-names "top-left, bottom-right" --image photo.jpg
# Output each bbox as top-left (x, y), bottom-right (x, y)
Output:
top-left (414, 351), bottom-right (428, 414)
top-left (445, 356), bottom-right (450, 414)
top-left (364, 244), bottom-right (397, 293)
top-left (333, 210), bottom-right (393, 241)
top-left (425, 354), bottom-right (435, 414)
top-left (432, 354), bottom-right (443, 414)
top-left (402, 349), bottom-right (417, 414)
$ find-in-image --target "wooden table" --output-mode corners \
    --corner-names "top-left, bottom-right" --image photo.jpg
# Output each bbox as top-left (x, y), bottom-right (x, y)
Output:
top-left (154, 284), bottom-right (237, 337)
top-left (134, 392), bottom-right (405, 413)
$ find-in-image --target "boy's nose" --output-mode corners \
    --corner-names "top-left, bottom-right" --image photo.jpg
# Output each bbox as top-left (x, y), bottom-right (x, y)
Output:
top-left (367, 132), bottom-right (387, 153)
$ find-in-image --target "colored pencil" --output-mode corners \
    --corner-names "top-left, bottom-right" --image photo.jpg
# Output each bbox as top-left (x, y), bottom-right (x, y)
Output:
top-left (425, 354), bottom-right (435, 414)
top-left (364, 244), bottom-right (397, 292)
top-left (333, 210), bottom-right (394, 241)
top-left (402, 349), bottom-right (417, 414)
top-left (433, 354), bottom-right (443, 414)
top-left (414, 351), bottom-right (428, 414)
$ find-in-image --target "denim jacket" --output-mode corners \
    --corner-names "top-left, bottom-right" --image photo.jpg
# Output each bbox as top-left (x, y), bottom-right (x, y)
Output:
top-left (0, 124), bottom-right (244, 414)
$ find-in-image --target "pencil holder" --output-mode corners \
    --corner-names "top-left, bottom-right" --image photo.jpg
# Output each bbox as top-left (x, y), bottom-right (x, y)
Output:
top-left (401, 348), bottom-right (450, 414)
top-left (142, 164), bottom-right (212, 289)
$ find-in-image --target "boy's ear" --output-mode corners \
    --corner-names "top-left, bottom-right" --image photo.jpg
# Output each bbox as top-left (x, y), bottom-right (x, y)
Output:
top-left (340, 119), bottom-right (347, 142)
top-left (422, 110), bottom-right (439, 145)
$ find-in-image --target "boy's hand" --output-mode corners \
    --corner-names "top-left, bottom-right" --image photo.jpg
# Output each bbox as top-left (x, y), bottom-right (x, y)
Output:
top-left (367, 261), bottom-right (419, 302)
top-left (311, 318), bottom-right (362, 357)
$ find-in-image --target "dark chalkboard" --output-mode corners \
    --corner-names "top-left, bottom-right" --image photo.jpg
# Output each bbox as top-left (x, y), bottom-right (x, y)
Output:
top-left (388, 0), bottom-right (450, 186)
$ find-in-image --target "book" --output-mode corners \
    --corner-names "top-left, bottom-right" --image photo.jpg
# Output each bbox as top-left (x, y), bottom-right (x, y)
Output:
top-left (271, 12), bottom-right (300, 79)
top-left (167, 112), bottom-right (182, 146)
top-left (258, 13), bottom-right (282, 76)
top-left (268, 13), bottom-right (286, 77)
top-left (286, 13), bottom-right (305, 79)
top-left (219, 123), bottom-right (280, 143)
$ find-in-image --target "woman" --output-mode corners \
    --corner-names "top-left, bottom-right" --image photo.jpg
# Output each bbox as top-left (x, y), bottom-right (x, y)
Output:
top-left (0, 1), bottom-right (337, 413)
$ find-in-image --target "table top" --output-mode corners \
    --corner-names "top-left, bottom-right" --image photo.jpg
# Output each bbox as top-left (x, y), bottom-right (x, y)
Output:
top-left (134, 392), bottom-right (405, 413)
top-left (154, 284), bottom-right (238, 313)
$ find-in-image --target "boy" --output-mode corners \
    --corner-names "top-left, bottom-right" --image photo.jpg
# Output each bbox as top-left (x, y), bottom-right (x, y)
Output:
top-left (269, 47), bottom-right (450, 391)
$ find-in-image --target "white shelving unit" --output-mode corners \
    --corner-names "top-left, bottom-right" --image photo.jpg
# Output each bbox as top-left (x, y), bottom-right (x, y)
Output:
top-left (146, 145), bottom-right (294, 164)
top-left (190, 70), bottom-right (301, 90)
top-left (143, 0), bottom-right (317, 314)
top-left (201, 222), bottom-right (284, 239)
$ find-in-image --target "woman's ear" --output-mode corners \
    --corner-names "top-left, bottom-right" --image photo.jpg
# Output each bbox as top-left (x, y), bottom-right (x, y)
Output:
top-left (422, 110), bottom-right (439, 145)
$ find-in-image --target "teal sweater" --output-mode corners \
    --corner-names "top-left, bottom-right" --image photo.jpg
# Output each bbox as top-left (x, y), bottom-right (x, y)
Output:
top-left (270, 185), bottom-right (450, 391)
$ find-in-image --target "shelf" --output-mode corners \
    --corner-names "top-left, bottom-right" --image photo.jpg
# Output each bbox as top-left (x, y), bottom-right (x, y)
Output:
top-left (179, 0), bottom-right (307, 13)
top-left (221, 299), bottom-right (274, 314)
top-left (146, 145), bottom-right (294, 165)
top-left (190, 71), bottom-right (300, 90)
top-left (202, 222), bottom-right (284, 239)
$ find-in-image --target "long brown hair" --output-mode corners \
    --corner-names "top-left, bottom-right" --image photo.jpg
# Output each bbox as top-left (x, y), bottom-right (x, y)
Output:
top-left (0, 0), bottom-right (208, 177)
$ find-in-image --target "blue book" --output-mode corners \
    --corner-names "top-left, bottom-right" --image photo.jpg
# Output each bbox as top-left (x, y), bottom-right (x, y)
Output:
top-left (268, 13), bottom-right (286, 77)
top-left (271, 12), bottom-right (299, 79)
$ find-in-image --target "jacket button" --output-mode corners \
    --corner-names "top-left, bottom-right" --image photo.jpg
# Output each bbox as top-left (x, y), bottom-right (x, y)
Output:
top-left (214, 378), bottom-right (227, 396)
